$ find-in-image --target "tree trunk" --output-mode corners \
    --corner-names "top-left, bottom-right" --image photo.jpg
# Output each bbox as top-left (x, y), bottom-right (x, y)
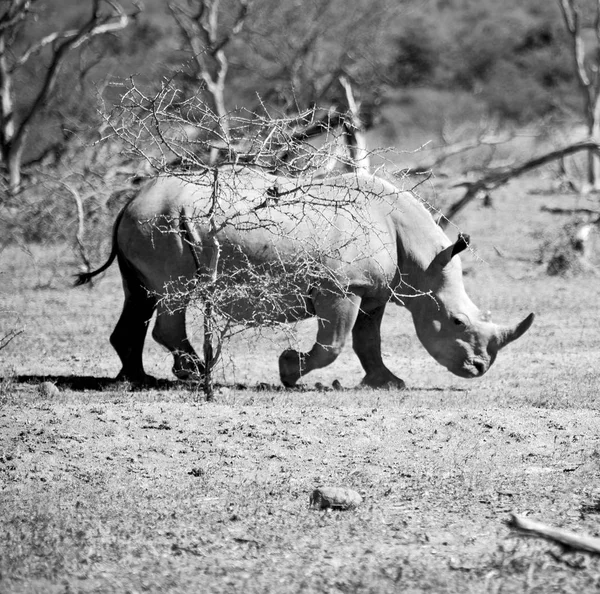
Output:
top-left (0, 34), bottom-right (21, 194)
top-left (6, 143), bottom-right (24, 194)
top-left (339, 76), bottom-right (370, 171)
top-left (587, 94), bottom-right (600, 191)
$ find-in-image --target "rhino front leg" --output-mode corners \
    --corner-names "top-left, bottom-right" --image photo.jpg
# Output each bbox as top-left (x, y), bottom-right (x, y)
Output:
top-left (352, 303), bottom-right (405, 389)
top-left (152, 304), bottom-right (205, 380)
top-left (279, 292), bottom-right (361, 387)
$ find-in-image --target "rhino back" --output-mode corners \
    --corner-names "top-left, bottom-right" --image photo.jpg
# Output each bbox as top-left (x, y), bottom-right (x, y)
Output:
top-left (117, 169), bottom-right (448, 300)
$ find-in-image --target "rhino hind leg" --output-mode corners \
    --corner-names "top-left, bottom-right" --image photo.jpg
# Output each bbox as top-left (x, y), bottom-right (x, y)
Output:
top-left (279, 292), bottom-right (361, 387)
top-left (152, 304), bottom-right (205, 380)
top-left (352, 304), bottom-right (405, 389)
top-left (110, 276), bottom-right (157, 384)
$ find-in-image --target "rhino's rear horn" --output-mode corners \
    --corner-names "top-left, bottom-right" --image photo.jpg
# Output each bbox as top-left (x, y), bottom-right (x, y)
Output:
top-left (496, 312), bottom-right (535, 350)
top-left (451, 233), bottom-right (470, 257)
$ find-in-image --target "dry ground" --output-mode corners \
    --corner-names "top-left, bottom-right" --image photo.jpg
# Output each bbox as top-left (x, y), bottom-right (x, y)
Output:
top-left (1, 176), bottom-right (600, 593)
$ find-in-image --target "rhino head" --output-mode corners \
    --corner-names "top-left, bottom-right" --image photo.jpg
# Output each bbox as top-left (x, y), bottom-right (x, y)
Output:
top-left (407, 234), bottom-right (534, 378)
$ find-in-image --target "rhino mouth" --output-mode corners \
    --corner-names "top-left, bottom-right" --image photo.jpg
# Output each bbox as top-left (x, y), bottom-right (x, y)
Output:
top-left (453, 358), bottom-right (488, 378)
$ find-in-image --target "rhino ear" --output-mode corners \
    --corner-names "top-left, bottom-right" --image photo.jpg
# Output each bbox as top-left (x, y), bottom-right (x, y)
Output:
top-left (451, 233), bottom-right (470, 257)
top-left (433, 233), bottom-right (471, 268)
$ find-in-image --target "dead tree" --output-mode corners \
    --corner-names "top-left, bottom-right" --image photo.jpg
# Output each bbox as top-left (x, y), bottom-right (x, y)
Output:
top-left (558, 0), bottom-right (600, 192)
top-left (103, 85), bottom-right (400, 397)
top-left (272, 77), bottom-right (371, 175)
top-left (0, 0), bottom-right (137, 196)
top-left (167, 0), bottom-right (394, 173)
top-left (338, 75), bottom-right (370, 171)
top-left (168, 0), bottom-right (252, 150)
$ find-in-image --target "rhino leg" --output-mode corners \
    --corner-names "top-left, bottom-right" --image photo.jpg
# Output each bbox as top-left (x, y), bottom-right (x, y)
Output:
top-left (352, 303), bottom-right (405, 389)
top-left (152, 303), bottom-right (205, 380)
top-left (110, 273), bottom-right (157, 384)
top-left (279, 292), bottom-right (361, 387)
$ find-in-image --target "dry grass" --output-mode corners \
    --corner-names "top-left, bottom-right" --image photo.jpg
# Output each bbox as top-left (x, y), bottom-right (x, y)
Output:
top-left (2, 176), bottom-right (600, 593)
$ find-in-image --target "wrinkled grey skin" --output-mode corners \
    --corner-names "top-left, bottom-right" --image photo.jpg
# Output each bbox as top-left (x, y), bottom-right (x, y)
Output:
top-left (76, 168), bottom-right (534, 388)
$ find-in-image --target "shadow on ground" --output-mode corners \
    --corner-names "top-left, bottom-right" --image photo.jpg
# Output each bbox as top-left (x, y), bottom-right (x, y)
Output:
top-left (8, 375), bottom-right (181, 391)
top-left (2, 375), bottom-right (468, 393)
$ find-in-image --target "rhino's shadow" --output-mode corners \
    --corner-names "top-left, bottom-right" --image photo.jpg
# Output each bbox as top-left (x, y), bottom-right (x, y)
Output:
top-left (9, 375), bottom-right (181, 391)
top-left (5, 375), bottom-right (468, 393)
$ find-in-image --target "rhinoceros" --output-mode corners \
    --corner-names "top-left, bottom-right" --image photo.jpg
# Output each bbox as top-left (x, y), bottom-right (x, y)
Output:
top-left (76, 167), bottom-right (534, 388)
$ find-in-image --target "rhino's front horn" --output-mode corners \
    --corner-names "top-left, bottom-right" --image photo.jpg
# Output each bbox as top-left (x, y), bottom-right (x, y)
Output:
top-left (496, 312), bottom-right (535, 350)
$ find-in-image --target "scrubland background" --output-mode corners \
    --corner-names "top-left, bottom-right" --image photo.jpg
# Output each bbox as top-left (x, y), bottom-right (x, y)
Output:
top-left (2, 1), bottom-right (600, 593)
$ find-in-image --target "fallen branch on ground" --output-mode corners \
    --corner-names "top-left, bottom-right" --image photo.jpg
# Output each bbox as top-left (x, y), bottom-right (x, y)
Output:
top-left (441, 140), bottom-right (600, 228)
top-left (0, 327), bottom-right (24, 351)
top-left (541, 205), bottom-right (600, 218)
top-left (508, 513), bottom-right (600, 554)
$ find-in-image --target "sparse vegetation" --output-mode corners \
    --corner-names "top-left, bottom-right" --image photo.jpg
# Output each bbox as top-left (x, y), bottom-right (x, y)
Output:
top-left (3, 177), bottom-right (600, 592)
top-left (4, 1), bottom-right (600, 592)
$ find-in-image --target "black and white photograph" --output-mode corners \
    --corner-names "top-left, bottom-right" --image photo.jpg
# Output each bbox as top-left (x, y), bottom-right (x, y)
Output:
top-left (1, 1), bottom-right (600, 592)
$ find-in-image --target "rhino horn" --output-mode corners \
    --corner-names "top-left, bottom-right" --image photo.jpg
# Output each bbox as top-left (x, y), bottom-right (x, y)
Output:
top-left (495, 312), bottom-right (535, 350)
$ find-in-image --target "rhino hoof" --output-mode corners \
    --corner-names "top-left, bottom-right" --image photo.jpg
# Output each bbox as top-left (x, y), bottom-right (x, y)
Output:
top-left (360, 373), bottom-right (406, 390)
top-left (279, 349), bottom-right (303, 387)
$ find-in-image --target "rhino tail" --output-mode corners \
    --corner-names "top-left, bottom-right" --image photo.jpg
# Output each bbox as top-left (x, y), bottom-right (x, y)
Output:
top-left (73, 200), bottom-right (130, 287)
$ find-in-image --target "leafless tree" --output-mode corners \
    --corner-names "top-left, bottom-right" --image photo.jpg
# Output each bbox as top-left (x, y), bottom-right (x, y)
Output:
top-left (558, 0), bottom-right (600, 192)
top-left (244, 0), bottom-right (398, 169)
top-left (0, 0), bottom-right (138, 195)
top-left (103, 81), bottom-right (402, 397)
top-left (168, 0), bottom-right (252, 149)
top-left (167, 0), bottom-right (396, 171)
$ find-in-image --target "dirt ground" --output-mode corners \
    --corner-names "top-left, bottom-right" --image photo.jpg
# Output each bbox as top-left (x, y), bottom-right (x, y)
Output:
top-left (2, 176), bottom-right (600, 593)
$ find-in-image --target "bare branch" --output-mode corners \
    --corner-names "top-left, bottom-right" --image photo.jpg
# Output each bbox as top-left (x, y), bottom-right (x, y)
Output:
top-left (57, 180), bottom-right (93, 275)
top-left (508, 513), bottom-right (600, 554)
top-left (0, 0), bottom-right (34, 33)
top-left (168, 0), bottom-right (250, 142)
top-left (402, 133), bottom-right (513, 176)
top-left (0, 326), bottom-right (24, 351)
top-left (541, 205), bottom-right (600, 217)
top-left (559, 0), bottom-right (578, 35)
top-left (212, 0), bottom-right (251, 54)
top-left (441, 140), bottom-right (600, 227)
top-left (339, 75), bottom-right (369, 171)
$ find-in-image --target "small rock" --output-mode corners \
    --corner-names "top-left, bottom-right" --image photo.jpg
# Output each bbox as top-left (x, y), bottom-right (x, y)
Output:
top-left (310, 486), bottom-right (362, 510)
top-left (38, 381), bottom-right (60, 398)
top-left (332, 379), bottom-right (343, 391)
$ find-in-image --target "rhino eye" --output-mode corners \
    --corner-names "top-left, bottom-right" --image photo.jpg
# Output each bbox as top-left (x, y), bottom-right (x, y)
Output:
top-left (452, 317), bottom-right (466, 328)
